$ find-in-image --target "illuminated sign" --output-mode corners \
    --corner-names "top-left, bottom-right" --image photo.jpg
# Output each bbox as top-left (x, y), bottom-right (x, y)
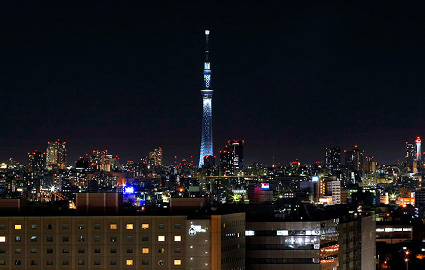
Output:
top-left (189, 225), bottom-right (207, 235)
top-left (232, 190), bottom-right (246, 194)
top-left (312, 176), bottom-right (319, 182)
top-left (124, 186), bottom-right (134, 194)
top-left (261, 183), bottom-right (269, 189)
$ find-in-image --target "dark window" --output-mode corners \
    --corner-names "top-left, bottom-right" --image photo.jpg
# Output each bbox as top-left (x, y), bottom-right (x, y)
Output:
top-left (158, 224), bottom-right (165, 229)
top-left (62, 224), bottom-right (69, 229)
top-left (94, 224), bottom-right (101, 229)
top-left (47, 224), bottom-right (53, 230)
top-left (47, 248), bottom-right (53, 253)
top-left (175, 224), bottom-right (182, 229)
top-left (94, 249), bottom-right (100, 253)
top-left (110, 248), bottom-right (117, 253)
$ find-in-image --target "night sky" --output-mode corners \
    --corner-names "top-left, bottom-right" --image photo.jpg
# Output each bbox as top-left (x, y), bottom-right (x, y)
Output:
top-left (1, 1), bottom-right (425, 166)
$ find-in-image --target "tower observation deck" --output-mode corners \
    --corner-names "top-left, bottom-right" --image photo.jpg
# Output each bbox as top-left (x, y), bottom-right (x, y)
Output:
top-left (199, 30), bottom-right (214, 167)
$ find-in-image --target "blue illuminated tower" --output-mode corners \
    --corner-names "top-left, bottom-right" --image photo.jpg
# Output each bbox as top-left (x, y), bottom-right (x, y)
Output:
top-left (199, 30), bottom-right (214, 167)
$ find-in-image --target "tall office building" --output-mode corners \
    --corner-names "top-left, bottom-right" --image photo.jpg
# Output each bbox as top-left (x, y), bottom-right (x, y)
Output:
top-left (219, 140), bottom-right (244, 176)
top-left (405, 142), bottom-right (415, 170)
top-left (344, 145), bottom-right (364, 172)
top-left (46, 139), bottom-right (67, 169)
top-left (149, 147), bottom-right (163, 166)
top-left (416, 136), bottom-right (422, 161)
top-left (199, 30), bottom-right (214, 167)
top-left (325, 146), bottom-right (341, 170)
top-left (28, 151), bottom-right (46, 172)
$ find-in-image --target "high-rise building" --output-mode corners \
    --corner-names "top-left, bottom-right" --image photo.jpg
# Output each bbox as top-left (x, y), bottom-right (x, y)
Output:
top-left (227, 140), bottom-right (244, 170)
top-left (149, 147), bottom-right (163, 166)
top-left (219, 140), bottom-right (244, 176)
top-left (405, 142), bottom-right (415, 170)
top-left (199, 30), bottom-right (214, 167)
top-left (416, 136), bottom-right (422, 161)
top-left (325, 146), bottom-right (341, 170)
top-left (344, 145), bottom-right (364, 172)
top-left (28, 151), bottom-right (46, 172)
top-left (46, 139), bottom-right (67, 169)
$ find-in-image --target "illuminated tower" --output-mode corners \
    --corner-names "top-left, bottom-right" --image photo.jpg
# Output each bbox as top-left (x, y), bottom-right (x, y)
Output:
top-left (199, 30), bottom-right (214, 167)
top-left (416, 136), bottom-right (422, 161)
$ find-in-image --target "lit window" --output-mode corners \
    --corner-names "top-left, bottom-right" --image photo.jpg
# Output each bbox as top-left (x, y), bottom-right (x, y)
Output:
top-left (142, 248), bottom-right (149, 254)
top-left (245, 230), bottom-right (255, 236)
top-left (277, 230), bottom-right (289, 236)
top-left (0, 236), bottom-right (5, 242)
top-left (142, 223), bottom-right (149, 229)
top-left (126, 260), bottom-right (133, 266)
top-left (158, 235), bottom-right (165, 242)
top-left (110, 224), bottom-right (117, 230)
top-left (174, 259), bottom-right (181, 265)
top-left (15, 225), bottom-right (21, 230)
top-left (126, 224), bottom-right (133, 230)
top-left (174, 235), bottom-right (181, 241)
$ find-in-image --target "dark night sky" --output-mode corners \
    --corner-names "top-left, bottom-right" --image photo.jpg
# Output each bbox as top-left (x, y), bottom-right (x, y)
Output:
top-left (1, 0), bottom-right (425, 166)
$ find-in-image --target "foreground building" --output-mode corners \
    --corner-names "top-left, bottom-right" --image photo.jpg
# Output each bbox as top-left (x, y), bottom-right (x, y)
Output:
top-left (0, 213), bottom-right (245, 270)
top-left (246, 210), bottom-right (375, 270)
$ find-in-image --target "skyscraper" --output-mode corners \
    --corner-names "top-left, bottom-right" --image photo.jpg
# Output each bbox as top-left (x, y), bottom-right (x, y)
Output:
top-left (199, 30), bottom-right (214, 167)
top-left (405, 142), bottom-right (415, 170)
top-left (325, 146), bottom-right (341, 170)
top-left (46, 139), bottom-right (67, 169)
top-left (416, 136), bottom-right (422, 161)
top-left (28, 150), bottom-right (46, 172)
top-left (219, 140), bottom-right (244, 176)
top-left (149, 147), bottom-right (163, 166)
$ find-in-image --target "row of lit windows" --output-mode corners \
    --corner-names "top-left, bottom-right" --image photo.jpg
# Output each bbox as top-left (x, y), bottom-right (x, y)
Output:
top-left (0, 235), bottom-right (182, 243)
top-left (0, 259), bottom-right (182, 266)
top-left (5, 223), bottom-right (184, 230)
top-left (0, 247), bottom-right (182, 254)
top-left (376, 227), bottom-right (412, 232)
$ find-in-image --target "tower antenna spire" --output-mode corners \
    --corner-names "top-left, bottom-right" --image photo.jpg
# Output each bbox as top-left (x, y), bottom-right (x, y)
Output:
top-left (205, 30), bottom-right (210, 62)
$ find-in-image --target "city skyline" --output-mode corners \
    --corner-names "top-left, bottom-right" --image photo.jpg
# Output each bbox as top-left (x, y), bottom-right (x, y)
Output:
top-left (1, 1), bottom-right (425, 165)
